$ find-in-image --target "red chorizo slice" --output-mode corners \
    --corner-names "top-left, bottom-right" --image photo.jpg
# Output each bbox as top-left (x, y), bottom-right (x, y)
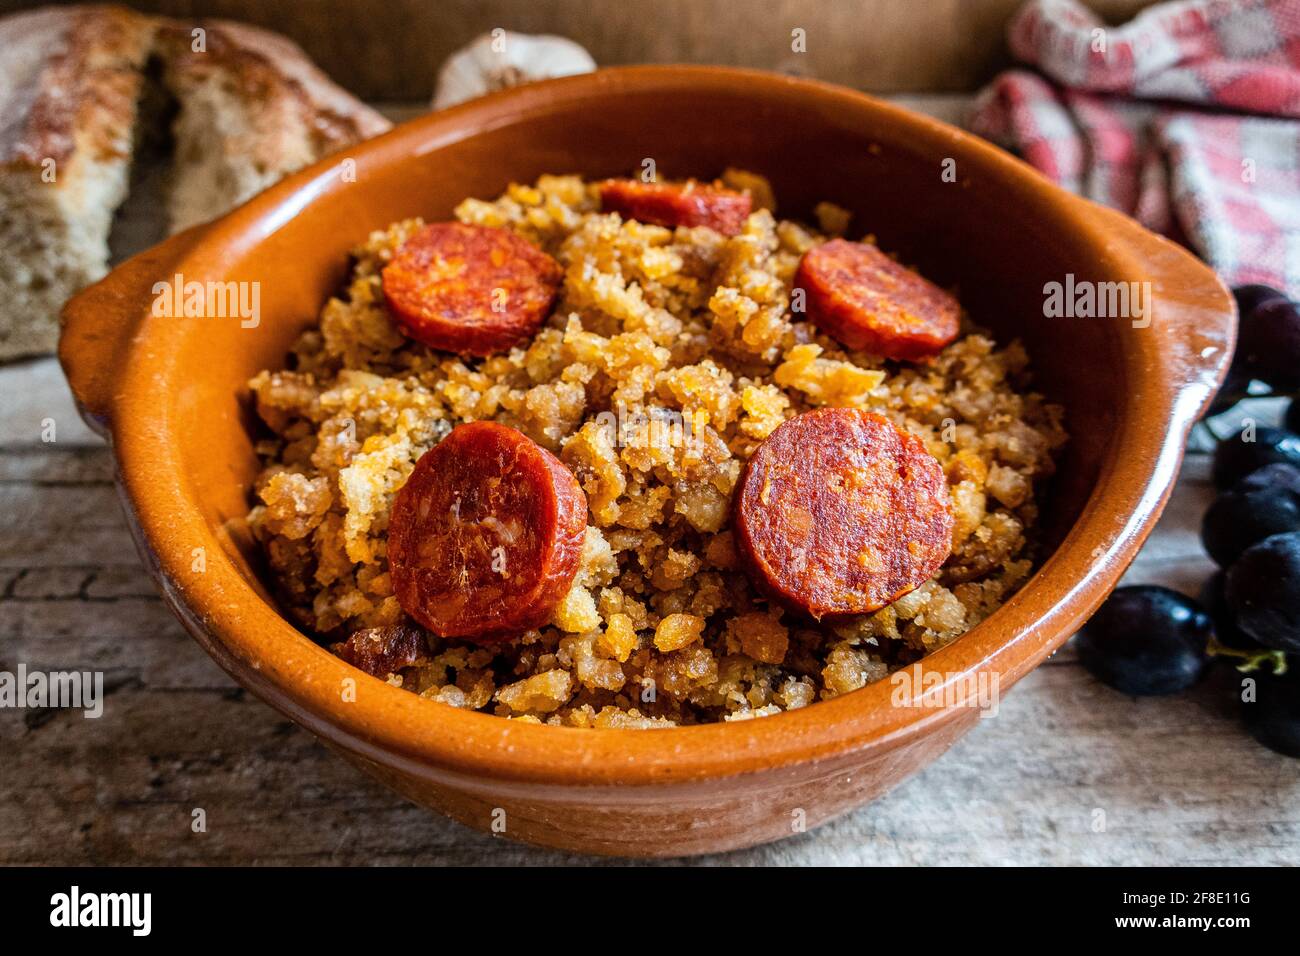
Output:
top-left (794, 239), bottom-right (960, 361)
top-left (381, 222), bottom-right (562, 357)
top-left (389, 421), bottom-right (588, 643)
top-left (733, 408), bottom-right (953, 620)
top-left (599, 179), bottom-right (752, 236)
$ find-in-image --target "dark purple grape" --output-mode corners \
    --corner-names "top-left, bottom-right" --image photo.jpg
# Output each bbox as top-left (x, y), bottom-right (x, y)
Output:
top-left (1201, 482), bottom-right (1300, 567)
top-left (1236, 462), bottom-right (1300, 494)
top-left (1200, 571), bottom-right (1265, 653)
top-left (1225, 532), bottom-right (1300, 654)
top-left (1232, 284), bottom-right (1288, 318)
top-left (1213, 425), bottom-right (1300, 488)
top-left (1241, 666), bottom-right (1300, 758)
top-left (1205, 281), bottom-right (1285, 419)
top-left (1238, 297), bottom-right (1300, 392)
top-left (1075, 586), bottom-right (1211, 695)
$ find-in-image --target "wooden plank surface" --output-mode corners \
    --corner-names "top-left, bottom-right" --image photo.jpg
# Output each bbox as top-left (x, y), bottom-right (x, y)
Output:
top-left (4, 372), bottom-right (1298, 867)
top-left (2, 95), bottom-right (1298, 867)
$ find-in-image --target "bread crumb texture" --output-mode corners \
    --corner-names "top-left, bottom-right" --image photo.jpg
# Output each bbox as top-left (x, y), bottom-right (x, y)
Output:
top-left (247, 173), bottom-right (1067, 727)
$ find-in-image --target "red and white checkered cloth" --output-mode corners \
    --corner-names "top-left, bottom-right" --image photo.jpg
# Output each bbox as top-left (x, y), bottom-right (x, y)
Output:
top-left (969, 0), bottom-right (1300, 295)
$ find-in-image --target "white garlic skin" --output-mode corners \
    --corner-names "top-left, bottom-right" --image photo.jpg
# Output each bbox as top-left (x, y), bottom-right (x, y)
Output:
top-left (433, 31), bottom-right (597, 110)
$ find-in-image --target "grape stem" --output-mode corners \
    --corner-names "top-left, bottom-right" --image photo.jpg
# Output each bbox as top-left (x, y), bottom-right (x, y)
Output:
top-left (1206, 635), bottom-right (1289, 675)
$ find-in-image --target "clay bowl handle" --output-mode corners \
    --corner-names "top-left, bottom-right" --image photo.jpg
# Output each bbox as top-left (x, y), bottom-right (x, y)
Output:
top-left (1046, 196), bottom-right (1237, 591)
top-left (58, 226), bottom-right (208, 438)
top-left (1076, 199), bottom-right (1237, 425)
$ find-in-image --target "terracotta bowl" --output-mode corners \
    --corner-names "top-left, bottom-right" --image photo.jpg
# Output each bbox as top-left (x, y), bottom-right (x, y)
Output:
top-left (60, 66), bottom-right (1233, 858)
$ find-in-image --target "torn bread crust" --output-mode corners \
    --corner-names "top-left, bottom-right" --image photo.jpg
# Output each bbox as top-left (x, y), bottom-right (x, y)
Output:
top-left (0, 4), bottom-right (155, 360)
top-left (0, 4), bottom-right (392, 361)
top-left (156, 18), bottom-right (391, 232)
top-left (0, 5), bottom-right (155, 169)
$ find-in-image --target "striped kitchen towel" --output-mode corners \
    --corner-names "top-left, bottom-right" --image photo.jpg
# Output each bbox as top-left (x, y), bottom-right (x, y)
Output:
top-left (969, 0), bottom-right (1300, 295)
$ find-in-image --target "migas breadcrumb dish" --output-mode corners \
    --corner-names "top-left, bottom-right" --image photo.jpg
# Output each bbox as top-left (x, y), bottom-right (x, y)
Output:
top-left (246, 170), bottom-right (1067, 727)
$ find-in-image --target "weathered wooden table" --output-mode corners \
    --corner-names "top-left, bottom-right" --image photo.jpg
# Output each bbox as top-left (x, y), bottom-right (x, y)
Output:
top-left (3, 98), bottom-right (1297, 866)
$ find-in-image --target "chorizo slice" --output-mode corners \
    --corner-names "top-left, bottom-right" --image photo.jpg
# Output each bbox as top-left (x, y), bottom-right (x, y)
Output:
top-left (389, 421), bottom-right (588, 643)
top-left (733, 407), bottom-right (953, 620)
top-left (599, 179), bottom-right (752, 236)
top-left (794, 239), bottom-right (960, 361)
top-left (381, 222), bottom-right (562, 357)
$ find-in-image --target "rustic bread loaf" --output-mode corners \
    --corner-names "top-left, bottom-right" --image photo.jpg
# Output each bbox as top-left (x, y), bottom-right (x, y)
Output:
top-left (0, 5), bottom-right (155, 360)
top-left (0, 5), bottom-right (392, 361)
top-left (156, 19), bottom-right (391, 233)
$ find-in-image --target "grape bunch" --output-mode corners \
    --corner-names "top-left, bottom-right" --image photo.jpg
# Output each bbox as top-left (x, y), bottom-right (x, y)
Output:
top-left (1078, 285), bottom-right (1300, 758)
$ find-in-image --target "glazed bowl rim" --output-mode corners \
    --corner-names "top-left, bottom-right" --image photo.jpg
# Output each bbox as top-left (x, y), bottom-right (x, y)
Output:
top-left (66, 65), bottom-right (1232, 789)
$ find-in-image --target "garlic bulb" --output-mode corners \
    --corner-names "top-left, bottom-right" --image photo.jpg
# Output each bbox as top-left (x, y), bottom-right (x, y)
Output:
top-left (433, 30), bottom-right (596, 110)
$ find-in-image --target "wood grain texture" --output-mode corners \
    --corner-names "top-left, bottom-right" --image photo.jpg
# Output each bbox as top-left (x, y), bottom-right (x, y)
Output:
top-left (2, 88), bottom-right (1297, 866)
top-left (0, 0), bottom-right (1158, 99)
top-left (3, 358), bottom-right (1296, 866)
